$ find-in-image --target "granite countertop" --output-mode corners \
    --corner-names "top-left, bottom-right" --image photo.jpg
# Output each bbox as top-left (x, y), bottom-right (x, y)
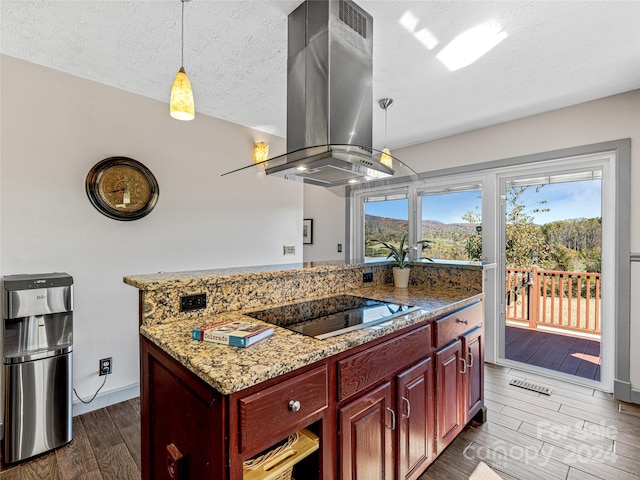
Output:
top-left (123, 259), bottom-right (487, 290)
top-left (125, 261), bottom-right (370, 290)
top-left (140, 284), bottom-right (483, 395)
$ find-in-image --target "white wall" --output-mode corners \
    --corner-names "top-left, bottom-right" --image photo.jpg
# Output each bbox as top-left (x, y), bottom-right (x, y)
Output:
top-left (0, 55), bottom-right (301, 413)
top-left (303, 185), bottom-right (346, 262)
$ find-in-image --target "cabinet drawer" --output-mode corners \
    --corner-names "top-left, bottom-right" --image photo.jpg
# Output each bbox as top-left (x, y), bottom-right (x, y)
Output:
top-left (338, 324), bottom-right (431, 402)
top-left (239, 365), bottom-right (327, 453)
top-left (433, 302), bottom-right (482, 349)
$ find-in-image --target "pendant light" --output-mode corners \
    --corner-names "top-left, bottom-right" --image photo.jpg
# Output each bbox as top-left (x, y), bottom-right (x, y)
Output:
top-left (170, 0), bottom-right (195, 121)
top-left (378, 98), bottom-right (394, 168)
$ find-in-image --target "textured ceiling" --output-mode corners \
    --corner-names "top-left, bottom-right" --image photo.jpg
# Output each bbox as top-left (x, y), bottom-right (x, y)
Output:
top-left (2, 1), bottom-right (640, 150)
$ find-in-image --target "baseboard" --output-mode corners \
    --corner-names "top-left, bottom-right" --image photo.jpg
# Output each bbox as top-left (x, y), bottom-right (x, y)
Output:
top-left (614, 379), bottom-right (631, 402)
top-left (613, 378), bottom-right (640, 405)
top-left (72, 382), bottom-right (140, 416)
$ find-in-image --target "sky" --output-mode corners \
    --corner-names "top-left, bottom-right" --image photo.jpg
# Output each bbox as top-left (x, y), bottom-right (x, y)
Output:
top-left (365, 180), bottom-right (602, 225)
top-left (513, 180), bottom-right (601, 224)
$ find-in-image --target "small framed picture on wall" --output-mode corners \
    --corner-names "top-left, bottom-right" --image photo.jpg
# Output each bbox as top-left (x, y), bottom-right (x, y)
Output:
top-left (303, 219), bottom-right (313, 244)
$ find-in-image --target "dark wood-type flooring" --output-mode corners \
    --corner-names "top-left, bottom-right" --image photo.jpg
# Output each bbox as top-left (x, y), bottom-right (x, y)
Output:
top-left (0, 398), bottom-right (141, 480)
top-left (419, 363), bottom-right (640, 480)
top-left (2, 364), bottom-right (639, 480)
top-left (505, 325), bottom-right (601, 381)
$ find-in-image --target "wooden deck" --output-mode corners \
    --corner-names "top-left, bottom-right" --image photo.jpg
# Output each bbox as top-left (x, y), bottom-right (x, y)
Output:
top-left (505, 325), bottom-right (601, 381)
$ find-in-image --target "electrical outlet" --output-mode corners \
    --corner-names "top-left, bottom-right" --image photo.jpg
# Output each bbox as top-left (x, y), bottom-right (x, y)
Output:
top-left (181, 293), bottom-right (207, 312)
top-left (99, 357), bottom-right (112, 376)
top-left (337, 243), bottom-right (342, 253)
top-left (363, 272), bottom-right (373, 283)
top-left (283, 245), bottom-right (295, 255)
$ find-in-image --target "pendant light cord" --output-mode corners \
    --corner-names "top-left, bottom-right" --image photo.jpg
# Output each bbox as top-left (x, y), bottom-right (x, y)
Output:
top-left (384, 107), bottom-right (388, 145)
top-left (180, 0), bottom-right (185, 67)
top-left (379, 98), bottom-right (393, 149)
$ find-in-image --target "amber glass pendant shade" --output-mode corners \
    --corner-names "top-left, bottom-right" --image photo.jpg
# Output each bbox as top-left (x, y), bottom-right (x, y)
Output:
top-left (380, 147), bottom-right (393, 168)
top-left (170, 66), bottom-right (195, 121)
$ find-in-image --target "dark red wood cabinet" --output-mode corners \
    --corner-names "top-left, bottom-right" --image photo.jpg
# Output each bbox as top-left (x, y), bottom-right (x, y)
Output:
top-left (139, 300), bottom-right (483, 480)
top-left (434, 302), bottom-right (484, 454)
top-left (238, 365), bottom-right (328, 454)
top-left (339, 381), bottom-right (394, 480)
top-left (434, 339), bottom-right (465, 453)
top-left (462, 326), bottom-right (484, 423)
top-left (142, 340), bottom-right (227, 480)
top-left (397, 356), bottom-right (435, 480)
top-left (337, 324), bottom-right (434, 480)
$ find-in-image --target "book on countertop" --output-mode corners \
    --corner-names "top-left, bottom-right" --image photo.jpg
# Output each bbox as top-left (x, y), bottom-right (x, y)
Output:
top-left (192, 320), bottom-right (274, 348)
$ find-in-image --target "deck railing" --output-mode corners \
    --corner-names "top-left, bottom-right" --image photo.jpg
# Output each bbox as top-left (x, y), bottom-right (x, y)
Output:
top-left (506, 266), bottom-right (601, 335)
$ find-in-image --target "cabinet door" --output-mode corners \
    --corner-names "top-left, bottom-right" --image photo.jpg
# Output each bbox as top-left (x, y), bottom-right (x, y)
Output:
top-left (397, 357), bottom-right (434, 480)
top-left (461, 327), bottom-right (484, 423)
top-left (339, 382), bottom-right (394, 480)
top-left (142, 340), bottom-right (224, 480)
top-left (435, 339), bottom-right (464, 454)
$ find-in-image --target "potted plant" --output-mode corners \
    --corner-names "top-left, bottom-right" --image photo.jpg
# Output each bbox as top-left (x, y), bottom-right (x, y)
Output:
top-left (374, 234), bottom-right (433, 287)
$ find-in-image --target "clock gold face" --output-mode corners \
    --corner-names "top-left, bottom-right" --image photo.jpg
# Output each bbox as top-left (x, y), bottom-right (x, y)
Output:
top-left (86, 157), bottom-right (159, 221)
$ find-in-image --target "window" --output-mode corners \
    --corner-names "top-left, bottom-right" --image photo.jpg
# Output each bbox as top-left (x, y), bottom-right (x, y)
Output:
top-left (363, 194), bottom-right (408, 260)
top-left (418, 186), bottom-right (482, 261)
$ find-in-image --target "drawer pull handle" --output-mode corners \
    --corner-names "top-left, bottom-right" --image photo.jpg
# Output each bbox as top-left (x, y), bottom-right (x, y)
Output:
top-left (386, 407), bottom-right (396, 430)
top-left (166, 443), bottom-right (184, 479)
top-left (401, 396), bottom-right (411, 419)
top-left (456, 318), bottom-right (469, 325)
top-left (288, 400), bottom-right (301, 412)
top-left (467, 351), bottom-right (474, 367)
top-left (459, 357), bottom-right (467, 374)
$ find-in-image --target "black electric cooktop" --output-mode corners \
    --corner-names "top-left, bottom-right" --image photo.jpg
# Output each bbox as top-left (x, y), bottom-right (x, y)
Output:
top-left (245, 294), bottom-right (419, 339)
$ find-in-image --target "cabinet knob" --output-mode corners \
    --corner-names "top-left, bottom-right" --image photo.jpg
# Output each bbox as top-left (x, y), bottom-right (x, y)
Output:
top-left (455, 318), bottom-right (469, 325)
top-left (288, 400), bottom-right (301, 412)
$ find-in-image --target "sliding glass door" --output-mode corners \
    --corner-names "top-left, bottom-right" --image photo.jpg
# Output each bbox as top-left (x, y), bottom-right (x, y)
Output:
top-left (498, 161), bottom-right (613, 388)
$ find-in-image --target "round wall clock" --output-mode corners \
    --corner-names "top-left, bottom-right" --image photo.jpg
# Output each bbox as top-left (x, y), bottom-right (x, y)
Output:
top-left (86, 157), bottom-right (159, 221)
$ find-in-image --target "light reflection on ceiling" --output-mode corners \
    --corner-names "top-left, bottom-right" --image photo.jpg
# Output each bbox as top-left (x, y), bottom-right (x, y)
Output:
top-left (437, 20), bottom-right (508, 71)
top-left (399, 11), bottom-right (508, 72)
top-left (399, 11), bottom-right (439, 50)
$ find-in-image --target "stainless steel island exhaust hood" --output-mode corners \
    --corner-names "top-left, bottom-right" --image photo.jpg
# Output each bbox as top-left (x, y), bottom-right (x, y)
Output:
top-left (270, 0), bottom-right (391, 187)
top-left (223, 0), bottom-right (420, 188)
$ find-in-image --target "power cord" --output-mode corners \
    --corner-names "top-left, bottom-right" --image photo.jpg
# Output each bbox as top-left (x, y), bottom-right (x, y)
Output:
top-left (73, 365), bottom-right (109, 404)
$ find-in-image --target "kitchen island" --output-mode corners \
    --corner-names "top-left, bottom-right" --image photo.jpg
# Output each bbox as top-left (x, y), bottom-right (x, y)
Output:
top-left (125, 260), bottom-right (486, 480)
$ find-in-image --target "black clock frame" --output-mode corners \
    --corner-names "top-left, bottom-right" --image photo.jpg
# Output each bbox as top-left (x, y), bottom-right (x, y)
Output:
top-left (86, 156), bottom-right (159, 221)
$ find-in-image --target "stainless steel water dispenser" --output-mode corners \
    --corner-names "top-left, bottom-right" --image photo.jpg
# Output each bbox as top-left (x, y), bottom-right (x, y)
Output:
top-left (2, 273), bottom-right (73, 463)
